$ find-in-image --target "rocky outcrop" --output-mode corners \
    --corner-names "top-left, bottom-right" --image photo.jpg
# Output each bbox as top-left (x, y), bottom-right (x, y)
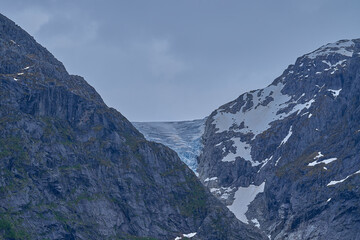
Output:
top-left (0, 14), bottom-right (266, 240)
top-left (198, 39), bottom-right (360, 239)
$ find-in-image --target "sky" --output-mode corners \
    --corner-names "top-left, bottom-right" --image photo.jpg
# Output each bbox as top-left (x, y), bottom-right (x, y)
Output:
top-left (1, 0), bottom-right (360, 121)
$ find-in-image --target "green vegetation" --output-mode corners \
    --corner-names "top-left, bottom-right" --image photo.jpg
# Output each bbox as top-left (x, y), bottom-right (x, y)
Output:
top-left (0, 217), bottom-right (30, 240)
top-left (176, 174), bottom-right (208, 218)
top-left (0, 136), bottom-right (29, 162)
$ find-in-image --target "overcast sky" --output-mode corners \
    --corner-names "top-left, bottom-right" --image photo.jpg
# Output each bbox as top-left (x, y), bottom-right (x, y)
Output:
top-left (2, 0), bottom-right (360, 121)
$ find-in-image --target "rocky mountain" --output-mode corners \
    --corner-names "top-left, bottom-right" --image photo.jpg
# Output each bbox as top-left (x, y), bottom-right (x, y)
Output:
top-left (133, 119), bottom-right (206, 172)
top-left (197, 39), bottom-right (360, 239)
top-left (0, 14), bottom-right (266, 240)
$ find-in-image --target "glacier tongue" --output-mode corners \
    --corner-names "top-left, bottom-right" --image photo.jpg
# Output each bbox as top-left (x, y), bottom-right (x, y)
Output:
top-left (133, 119), bottom-right (206, 172)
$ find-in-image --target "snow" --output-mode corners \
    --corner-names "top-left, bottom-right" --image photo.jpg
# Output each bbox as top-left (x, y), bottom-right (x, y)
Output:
top-left (280, 126), bottom-right (293, 146)
top-left (174, 232), bottom-right (197, 239)
top-left (221, 137), bottom-right (255, 165)
top-left (322, 60), bottom-right (347, 69)
top-left (258, 156), bottom-right (273, 172)
top-left (327, 170), bottom-right (360, 186)
top-left (275, 157), bottom-right (281, 166)
top-left (204, 177), bottom-right (218, 182)
top-left (212, 82), bottom-right (316, 141)
top-left (327, 89), bottom-right (342, 97)
top-left (210, 186), bottom-right (235, 200)
top-left (251, 218), bottom-right (261, 228)
top-left (306, 40), bottom-right (355, 59)
top-left (183, 232), bottom-right (197, 238)
top-left (314, 152), bottom-right (324, 159)
top-left (308, 157), bottom-right (337, 167)
top-left (228, 182), bottom-right (265, 223)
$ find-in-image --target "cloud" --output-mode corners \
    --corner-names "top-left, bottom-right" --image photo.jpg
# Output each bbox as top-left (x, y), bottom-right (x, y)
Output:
top-left (9, 7), bottom-right (51, 35)
top-left (42, 20), bottom-right (100, 49)
top-left (146, 39), bottom-right (187, 80)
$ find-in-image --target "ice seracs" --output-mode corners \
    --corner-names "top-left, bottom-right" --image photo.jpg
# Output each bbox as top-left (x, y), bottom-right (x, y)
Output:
top-left (133, 119), bottom-right (206, 172)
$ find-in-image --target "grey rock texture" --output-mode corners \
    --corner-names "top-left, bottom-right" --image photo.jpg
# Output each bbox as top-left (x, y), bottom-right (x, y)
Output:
top-left (133, 119), bottom-right (206, 172)
top-left (198, 39), bottom-right (360, 239)
top-left (0, 14), bottom-right (266, 240)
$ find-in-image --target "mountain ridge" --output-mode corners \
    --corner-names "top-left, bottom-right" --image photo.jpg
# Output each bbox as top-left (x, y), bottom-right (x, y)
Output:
top-left (0, 13), bottom-right (266, 240)
top-left (134, 38), bottom-right (360, 239)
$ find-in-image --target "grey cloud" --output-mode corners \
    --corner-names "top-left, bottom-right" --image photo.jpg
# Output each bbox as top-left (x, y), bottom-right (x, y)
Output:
top-left (1, 0), bottom-right (360, 121)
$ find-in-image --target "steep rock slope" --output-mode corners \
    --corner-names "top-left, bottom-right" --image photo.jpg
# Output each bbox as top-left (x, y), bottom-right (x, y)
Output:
top-left (0, 14), bottom-right (266, 240)
top-left (198, 39), bottom-right (360, 239)
top-left (133, 119), bottom-right (206, 172)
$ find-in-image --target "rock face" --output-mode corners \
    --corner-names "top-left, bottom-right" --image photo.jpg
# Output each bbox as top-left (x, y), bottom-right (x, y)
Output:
top-left (0, 14), bottom-right (266, 240)
top-left (198, 39), bottom-right (360, 239)
top-left (133, 119), bottom-right (206, 172)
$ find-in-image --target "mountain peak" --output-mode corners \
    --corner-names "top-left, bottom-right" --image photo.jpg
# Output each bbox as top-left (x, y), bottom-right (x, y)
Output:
top-left (305, 39), bottom-right (358, 60)
top-left (0, 13), bottom-right (105, 106)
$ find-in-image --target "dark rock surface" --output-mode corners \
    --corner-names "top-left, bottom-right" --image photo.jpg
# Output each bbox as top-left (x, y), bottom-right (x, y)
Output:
top-left (0, 14), bottom-right (266, 240)
top-left (198, 39), bottom-right (360, 239)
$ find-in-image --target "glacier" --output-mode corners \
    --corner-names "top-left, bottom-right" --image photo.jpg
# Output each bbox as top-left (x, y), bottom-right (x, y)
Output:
top-left (133, 119), bottom-right (206, 172)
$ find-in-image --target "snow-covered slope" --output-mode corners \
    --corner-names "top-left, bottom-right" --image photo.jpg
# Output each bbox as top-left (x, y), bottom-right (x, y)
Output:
top-left (198, 39), bottom-right (360, 239)
top-left (133, 119), bottom-right (206, 172)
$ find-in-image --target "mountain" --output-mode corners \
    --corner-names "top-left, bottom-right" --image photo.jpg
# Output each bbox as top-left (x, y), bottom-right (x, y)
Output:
top-left (133, 119), bottom-right (206, 172)
top-left (197, 39), bottom-right (360, 239)
top-left (0, 14), bottom-right (266, 240)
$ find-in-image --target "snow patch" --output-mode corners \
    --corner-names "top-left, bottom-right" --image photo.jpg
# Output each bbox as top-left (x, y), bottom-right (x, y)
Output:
top-left (204, 177), bottom-right (218, 182)
top-left (306, 40), bottom-right (354, 59)
top-left (275, 157), bottom-right (281, 166)
top-left (327, 170), bottom-right (360, 186)
top-left (221, 138), bottom-right (256, 165)
top-left (212, 83), bottom-right (315, 140)
top-left (314, 152), bottom-right (324, 160)
top-left (210, 186), bottom-right (235, 200)
top-left (174, 232), bottom-right (197, 240)
top-left (327, 89), bottom-right (342, 98)
top-left (228, 182), bottom-right (265, 223)
top-left (308, 157), bottom-right (337, 167)
top-left (280, 126), bottom-right (293, 146)
top-left (251, 218), bottom-right (261, 228)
